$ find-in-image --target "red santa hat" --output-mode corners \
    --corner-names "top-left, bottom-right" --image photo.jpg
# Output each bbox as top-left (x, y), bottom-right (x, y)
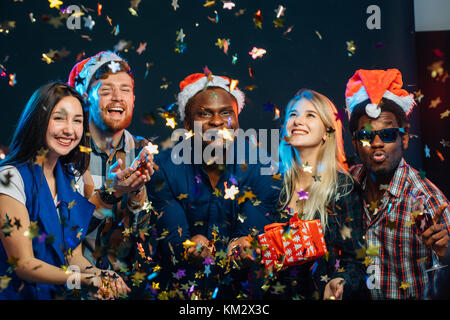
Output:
top-left (177, 73), bottom-right (245, 121)
top-left (345, 68), bottom-right (415, 119)
top-left (67, 51), bottom-right (125, 97)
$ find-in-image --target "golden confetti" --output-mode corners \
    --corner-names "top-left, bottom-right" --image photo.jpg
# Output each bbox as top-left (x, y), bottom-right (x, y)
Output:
top-left (229, 79), bottom-right (239, 92)
top-left (79, 145), bottom-right (92, 153)
top-left (203, 0), bottom-right (215, 7)
top-left (48, 0), bottom-right (63, 9)
top-left (440, 109), bottom-right (450, 119)
top-left (166, 117), bottom-right (177, 129)
top-left (399, 281), bottom-right (411, 290)
top-left (177, 193), bottom-right (188, 200)
top-left (427, 60), bottom-right (444, 79)
top-left (366, 244), bottom-right (380, 257)
top-left (360, 139), bottom-right (371, 147)
top-left (34, 148), bottom-right (48, 166)
top-left (429, 97), bottom-right (441, 109)
top-left (346, 40), bottom-right (356, 56)
top-left (363, 256), bottom-right (374, 267)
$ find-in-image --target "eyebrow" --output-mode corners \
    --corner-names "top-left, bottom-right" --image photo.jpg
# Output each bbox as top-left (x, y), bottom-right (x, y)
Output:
top-left (199, 105), bottom-right (234, 112)
top-left (52, 110), bottom-right (83, 117)
top-left (99, 83), bottom-right (132, 88)
top-left (358, 120), bottom-right (394, 130)
top-left (288, 108), bottom-right (317, 114)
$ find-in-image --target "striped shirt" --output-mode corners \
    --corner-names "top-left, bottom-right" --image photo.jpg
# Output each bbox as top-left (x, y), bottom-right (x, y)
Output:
top-left (78, 130), bottom-right (151, 271)
top-left (350, 158), bottom-right (450, 299)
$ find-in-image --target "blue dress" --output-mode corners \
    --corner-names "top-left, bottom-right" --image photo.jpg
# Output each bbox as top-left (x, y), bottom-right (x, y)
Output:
top-left (0, 160), bottom-right (95, 299)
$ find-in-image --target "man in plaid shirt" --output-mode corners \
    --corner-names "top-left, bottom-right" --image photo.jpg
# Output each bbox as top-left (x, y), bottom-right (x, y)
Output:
top-left (345, 69), bottom-right (450, 299)
top-left (68, 51), bottom-right (155, 287)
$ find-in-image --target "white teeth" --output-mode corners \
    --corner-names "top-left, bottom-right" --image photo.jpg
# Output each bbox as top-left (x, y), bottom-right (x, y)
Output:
top-left (292, 130), bottom-right (307, 134)
top-left (109, 107), bottom-right (124, 112)
top-left (57, 138), bottom-right (72, 144)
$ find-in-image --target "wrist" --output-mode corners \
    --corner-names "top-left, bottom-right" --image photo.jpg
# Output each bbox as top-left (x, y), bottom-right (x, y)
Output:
top-left (229, 237), bottom-right (240, 244)
top-left (80, 273), bottom-right (95, 287)
top-left (99, 185), bottom-right (122, 205)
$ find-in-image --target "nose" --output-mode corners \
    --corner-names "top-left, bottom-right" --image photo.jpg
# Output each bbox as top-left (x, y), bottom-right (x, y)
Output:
top-left (293, 113), bottom-right (306, 126)
top-left (111, 87), bottom-right (123, 101)
top-left (209, 113), bottom-right (225, 127)
top-left (371, 133), bottom-right (384, 148)
top-left (62, 120), bottom-right (75, 136)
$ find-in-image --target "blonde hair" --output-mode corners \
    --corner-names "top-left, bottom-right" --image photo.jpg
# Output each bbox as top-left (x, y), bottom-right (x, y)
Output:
top-left (278, 89), bottom-right (350, 230)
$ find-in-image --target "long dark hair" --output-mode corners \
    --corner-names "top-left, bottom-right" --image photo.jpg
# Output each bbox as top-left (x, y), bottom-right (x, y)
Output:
top-left (1, 81), bottom-right (90, 176)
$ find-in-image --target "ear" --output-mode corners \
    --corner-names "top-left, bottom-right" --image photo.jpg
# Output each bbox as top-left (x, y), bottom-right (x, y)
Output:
top-left (322, 130), bottom-right (328, 143)
top-left (183, 116), bottom-right (191, 131)
top-left (234, 114), bottom-right (240, 130)
top-left (351, 137), bottom-right (360, 157)
top-left (401, 124), bottom-right (410, 151)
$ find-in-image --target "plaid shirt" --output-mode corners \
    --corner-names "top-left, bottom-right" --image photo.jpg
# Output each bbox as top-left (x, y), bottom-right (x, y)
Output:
top-left (78, 130), bottom-right (152, 271)
top-left (350, 158), bottom-right (450, 299)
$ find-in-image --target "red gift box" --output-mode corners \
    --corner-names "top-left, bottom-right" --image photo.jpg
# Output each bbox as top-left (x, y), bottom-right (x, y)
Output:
top-left (258, 214), bottom-right (328, 269)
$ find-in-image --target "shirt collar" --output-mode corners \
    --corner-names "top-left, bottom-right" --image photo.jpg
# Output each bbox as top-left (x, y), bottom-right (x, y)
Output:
top-left (90, 131), bottom-right (126, 155)
top-left (386, 158), bottom-right (409, 198)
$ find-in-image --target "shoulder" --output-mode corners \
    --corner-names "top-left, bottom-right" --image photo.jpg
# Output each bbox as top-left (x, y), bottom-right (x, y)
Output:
top-left (348, 164), bottom-right (364, 180)
top-left (124, 130), bottom-right (148, 150)
top-left (336, 171), bottom-right (357, 195)
top-left (153, 148), bottom-right (175, 167)
top-left (0, 165), bottom-right (26, 205)
top-left (0, 165), bottom-right (23, 184)
top-left (152, 148), bottom-right (189, 185)
top-left (407, 165), bottom-right (449, 206)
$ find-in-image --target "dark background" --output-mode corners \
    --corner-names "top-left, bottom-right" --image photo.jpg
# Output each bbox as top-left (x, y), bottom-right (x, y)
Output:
top-left (1, 0), bottom-right (446, 196)
top-left (415, 30), bottom-right (450, 198)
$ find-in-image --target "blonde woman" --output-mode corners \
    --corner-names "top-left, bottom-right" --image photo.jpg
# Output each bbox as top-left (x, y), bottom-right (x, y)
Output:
top-left (266, 89), bottom-right (368, 300)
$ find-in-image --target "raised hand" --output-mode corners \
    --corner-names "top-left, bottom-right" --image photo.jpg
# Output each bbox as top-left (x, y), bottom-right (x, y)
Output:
top-left (421, 204), bottom-right (449, 258)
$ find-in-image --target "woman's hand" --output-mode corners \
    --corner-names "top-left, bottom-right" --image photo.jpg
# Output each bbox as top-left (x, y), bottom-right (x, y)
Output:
top-left (323, 277), bottom-right (345, 300)
top-left (83, 271), bottom-right (131, 299)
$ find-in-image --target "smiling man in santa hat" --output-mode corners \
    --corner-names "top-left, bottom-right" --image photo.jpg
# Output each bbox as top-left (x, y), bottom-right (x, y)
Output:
top-left (68, 51), bottom-right (155, 298)
top-left (346, 68), bottom-right (450, 299)
top-left (146, 71), bottom-right (281, 299)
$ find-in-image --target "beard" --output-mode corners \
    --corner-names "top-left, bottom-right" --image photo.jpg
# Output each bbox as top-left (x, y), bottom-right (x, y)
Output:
top-left (102, 113), bottom-right (133, 132)
top-left (368, 156), bottom-right (402, 181)
top-left (92, 102), bottom-right (133, 132)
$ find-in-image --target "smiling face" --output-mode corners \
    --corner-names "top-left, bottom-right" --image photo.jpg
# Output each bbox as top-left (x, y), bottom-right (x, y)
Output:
top-left (46, 96), bottom-right (84, 159)
top-left (184, 87), bottom-right (239, 147)
top-left (352, 111), bottom-right (409, 178)
top-left (88, 71), bottom-right (135, 132)
top-left (285, 98), bottom-right (327, 151)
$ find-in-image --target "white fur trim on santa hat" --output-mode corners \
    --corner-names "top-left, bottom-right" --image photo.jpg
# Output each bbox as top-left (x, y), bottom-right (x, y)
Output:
top-left (346, 86), bottom-right (416, 118)
top-left (365, 103), bottom-right (381, 118)
top-left (177, 75), bottom-right (245, 121)
top-left (76, 51), bottom-right (124, 96)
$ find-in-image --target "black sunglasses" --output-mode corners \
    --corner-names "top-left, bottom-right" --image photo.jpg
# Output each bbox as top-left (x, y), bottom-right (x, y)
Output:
top-left (354, 127), bottom-right (405, 144)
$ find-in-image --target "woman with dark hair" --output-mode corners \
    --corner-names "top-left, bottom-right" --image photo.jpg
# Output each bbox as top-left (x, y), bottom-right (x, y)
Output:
top-left (0, 81), bottom-right (130, 299)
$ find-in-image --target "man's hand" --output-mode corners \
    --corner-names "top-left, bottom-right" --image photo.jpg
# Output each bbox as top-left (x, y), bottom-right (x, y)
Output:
top-left (186, 234), bottom-right (215, 264)
top-left (323, 277), bottom-right (345, 300)
top-left (421, 204), bottom-right (449, 258)
top-left (227, 236), bottom-right (257, 266)
top-left (107, 158), bottom-right (152, 198)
